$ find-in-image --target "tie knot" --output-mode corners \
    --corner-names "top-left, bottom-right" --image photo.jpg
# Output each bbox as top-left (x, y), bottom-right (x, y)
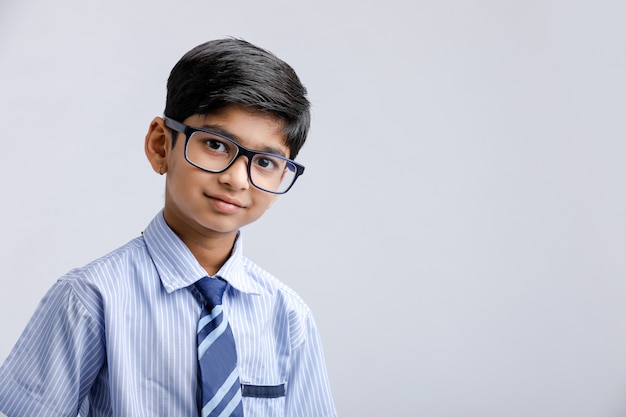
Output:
top-left (195, 277), bottom-right (227, 307)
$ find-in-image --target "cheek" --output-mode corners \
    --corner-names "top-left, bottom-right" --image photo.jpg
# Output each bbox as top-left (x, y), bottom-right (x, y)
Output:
top-left (267, 195), bottom-right (279, 209)
top-left (252, 193), bottom-right (279, 212)
top-left (166, 165), bottom-right (204, 198)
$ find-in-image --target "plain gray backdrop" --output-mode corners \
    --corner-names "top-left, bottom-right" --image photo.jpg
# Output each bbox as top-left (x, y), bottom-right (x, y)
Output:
top-left (1, 1), bottom-right (626, 416)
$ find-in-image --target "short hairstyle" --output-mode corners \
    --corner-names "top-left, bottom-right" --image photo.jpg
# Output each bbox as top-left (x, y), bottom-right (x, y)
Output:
top-left (164, 38), bottom-right (310, 159)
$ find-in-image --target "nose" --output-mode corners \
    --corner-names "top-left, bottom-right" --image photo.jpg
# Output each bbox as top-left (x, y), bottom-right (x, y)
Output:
top-left (217, 156), bottom-right (250, 190)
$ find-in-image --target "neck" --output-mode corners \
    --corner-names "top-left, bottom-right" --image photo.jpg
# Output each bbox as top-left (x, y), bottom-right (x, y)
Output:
top-left (184, 236), bottom-right (235, 276)
top-left (162, 211), bottom-right (237, 276)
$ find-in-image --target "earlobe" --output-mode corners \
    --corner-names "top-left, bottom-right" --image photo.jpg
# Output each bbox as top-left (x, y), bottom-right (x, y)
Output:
top-left (145, 117), bottom-right (170, 175)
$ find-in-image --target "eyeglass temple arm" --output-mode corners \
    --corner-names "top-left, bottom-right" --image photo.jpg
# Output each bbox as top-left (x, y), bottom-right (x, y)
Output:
top-left (163, 116), bottom-right (187, 133)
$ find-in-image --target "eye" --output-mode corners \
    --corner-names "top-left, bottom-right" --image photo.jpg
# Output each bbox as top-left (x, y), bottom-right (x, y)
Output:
top-left (206, 139), bottom-right (228, 153)
top-left (255, 156), bottom-right (277, 170)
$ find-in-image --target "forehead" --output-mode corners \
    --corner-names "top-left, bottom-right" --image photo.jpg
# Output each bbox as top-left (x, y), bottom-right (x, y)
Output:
top-left (185, 106), bottom-right (289, 156)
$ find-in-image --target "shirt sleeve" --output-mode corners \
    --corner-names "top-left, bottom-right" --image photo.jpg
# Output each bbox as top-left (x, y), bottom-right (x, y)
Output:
top-left (285, 311), bottom-right (337, 417)
top-left (0, 279), bottom-right (105, 417)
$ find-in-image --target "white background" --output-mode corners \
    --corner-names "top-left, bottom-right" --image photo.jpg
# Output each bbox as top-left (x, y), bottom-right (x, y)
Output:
top-left (1, 1), bottom-right (626, 416)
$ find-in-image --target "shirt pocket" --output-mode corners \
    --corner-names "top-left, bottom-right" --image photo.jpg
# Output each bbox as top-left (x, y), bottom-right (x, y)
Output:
top-left (241, 383), bottom-right (286, 417)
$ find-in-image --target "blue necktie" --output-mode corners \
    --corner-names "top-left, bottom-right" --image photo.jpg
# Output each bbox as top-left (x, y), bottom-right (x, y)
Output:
top-left (195, 277), bottom-right (244, 417)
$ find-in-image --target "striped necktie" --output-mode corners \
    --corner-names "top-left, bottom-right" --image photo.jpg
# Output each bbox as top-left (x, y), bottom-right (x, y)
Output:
top-left (195, 277), bottom-right (244, 417)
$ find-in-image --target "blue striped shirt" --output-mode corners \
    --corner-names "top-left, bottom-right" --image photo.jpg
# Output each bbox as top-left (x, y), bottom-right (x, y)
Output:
top-left (0, 212), bottom-right (337, 417)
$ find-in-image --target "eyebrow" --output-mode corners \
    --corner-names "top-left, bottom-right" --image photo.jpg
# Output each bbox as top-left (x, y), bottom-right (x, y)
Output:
top-left (199, 124), bottom-right (288, 158)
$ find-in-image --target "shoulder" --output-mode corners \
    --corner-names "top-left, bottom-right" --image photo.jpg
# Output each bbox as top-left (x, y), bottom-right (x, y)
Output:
top-left (61, 236), bottom-right (148, 285)
top-left (242, 257), bottom-right (310, 312)
top-left (240, 257), bottom-right (314, 347)
top-left (56, 236), bottom-right (151, 316)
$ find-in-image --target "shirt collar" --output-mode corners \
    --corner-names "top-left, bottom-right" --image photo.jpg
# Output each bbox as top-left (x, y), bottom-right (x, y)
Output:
top-left (143, 211), bottom-right (262, 295)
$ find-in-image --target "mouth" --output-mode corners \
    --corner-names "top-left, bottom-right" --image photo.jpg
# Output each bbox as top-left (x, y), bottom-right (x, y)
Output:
top-left (206, 193), bottom-right (246, 212)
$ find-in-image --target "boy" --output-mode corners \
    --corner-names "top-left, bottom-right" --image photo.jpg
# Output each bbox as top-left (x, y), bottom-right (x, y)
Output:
top-left (0, 39), bottom-right (337, 417)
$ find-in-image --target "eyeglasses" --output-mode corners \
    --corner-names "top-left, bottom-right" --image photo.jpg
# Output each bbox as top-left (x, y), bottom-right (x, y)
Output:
top-left (164, 117), bottom-right (305, 194)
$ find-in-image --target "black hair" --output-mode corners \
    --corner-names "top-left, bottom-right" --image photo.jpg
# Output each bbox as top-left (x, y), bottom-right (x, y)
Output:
top-left (164, 38), bottom-right (310, 159)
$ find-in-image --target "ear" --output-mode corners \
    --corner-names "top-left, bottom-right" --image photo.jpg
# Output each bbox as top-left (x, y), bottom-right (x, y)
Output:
top-left (145, 117), bottom-right (171, 175)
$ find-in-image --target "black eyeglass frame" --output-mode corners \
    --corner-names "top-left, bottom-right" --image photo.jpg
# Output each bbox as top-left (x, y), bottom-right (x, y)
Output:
top-left (163, 116), bottom-right (305, 194)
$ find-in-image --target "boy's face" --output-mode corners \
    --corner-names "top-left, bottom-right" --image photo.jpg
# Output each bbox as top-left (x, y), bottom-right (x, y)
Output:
top-left (145, 105), bottom-right (286, 242)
